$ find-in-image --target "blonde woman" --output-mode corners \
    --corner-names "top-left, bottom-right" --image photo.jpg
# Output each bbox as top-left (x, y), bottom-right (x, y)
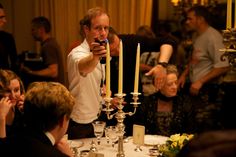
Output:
top-left (0, 69), bottom-right (24, 138)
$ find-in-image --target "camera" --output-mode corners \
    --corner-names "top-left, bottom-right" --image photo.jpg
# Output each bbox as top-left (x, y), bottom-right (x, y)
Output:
top-left (94, 38), bottom-right (108, 46)
top-left (94, 38), bottom-right (108, 64)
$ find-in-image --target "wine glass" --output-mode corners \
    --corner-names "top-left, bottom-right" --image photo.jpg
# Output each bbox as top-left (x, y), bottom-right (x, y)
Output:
top-left (107, 126), bottom-right (118, 147)
top-left (92, 121), bottom-right (106, 145)
top-left (105, 126), bottom-right (111, 144)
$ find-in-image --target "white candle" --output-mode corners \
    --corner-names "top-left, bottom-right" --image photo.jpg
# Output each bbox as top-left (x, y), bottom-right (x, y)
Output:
top-left (106, 42), bottom-right (110, 98)
top-left (134, 43), bottom-right (140, 93)
top-left (227, 0), bottom-right (232, 29)
top-left (118, 40), bottom-right (123, 94)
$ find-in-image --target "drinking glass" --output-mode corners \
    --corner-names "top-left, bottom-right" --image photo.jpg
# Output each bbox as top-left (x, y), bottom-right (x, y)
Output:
top-left (105, 126), bottom-right (110, 144)
top-left (92, 121), bottom-right (106, 145)
top-left (107, 126), bottom-right (118, 147)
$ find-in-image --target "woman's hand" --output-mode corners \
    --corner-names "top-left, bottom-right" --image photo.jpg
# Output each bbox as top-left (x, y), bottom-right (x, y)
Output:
top-left (16, 94), bottom-right (24, 112)
top-left (0, 97), bottom-right (13, 119)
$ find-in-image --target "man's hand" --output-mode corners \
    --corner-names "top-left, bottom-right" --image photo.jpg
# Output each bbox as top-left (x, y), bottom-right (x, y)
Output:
top-left (145, 65), bottom-right (167, 90)
top-left (190, 80), bottom-right (203, 95)
top-left (55, 138), bottom-right (74, 157)
top-left (90, 42), bottom-right (107, 60)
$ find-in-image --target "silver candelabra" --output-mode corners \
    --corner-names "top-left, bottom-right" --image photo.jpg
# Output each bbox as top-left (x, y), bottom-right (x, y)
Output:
top-left (102, 92), bottom-right (141, 157)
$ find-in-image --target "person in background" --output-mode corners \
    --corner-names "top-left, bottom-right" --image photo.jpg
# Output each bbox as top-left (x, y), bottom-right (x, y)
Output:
top-left (21, 16), bottom-right (63, 88)
top-left (136, 25), bottom-right (160, 96)
top-left (178, 6), bottom-right (229, 132)
top-left (3, 82), bottom-right (75, 157)
top-left (67, 7), bottom-right (108, 139)
top-left (135, 65), bottom-right (195, 136)
top-left (0, 3), bottom-right (18, 73)
top-left (107, 27), bottom-right (176, 135)
top-left (0, 69), bottom-right (24, 138)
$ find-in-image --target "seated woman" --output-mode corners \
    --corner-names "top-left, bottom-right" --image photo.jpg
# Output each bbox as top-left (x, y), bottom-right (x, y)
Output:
top-left (0, 69), bottom-right (25, 138)
top-left (136, 64), bottom-right (195, 136)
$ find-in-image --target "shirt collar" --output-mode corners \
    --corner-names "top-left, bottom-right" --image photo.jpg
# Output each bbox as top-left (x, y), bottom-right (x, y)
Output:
top-left (45, 131), bottom-right (56, 145)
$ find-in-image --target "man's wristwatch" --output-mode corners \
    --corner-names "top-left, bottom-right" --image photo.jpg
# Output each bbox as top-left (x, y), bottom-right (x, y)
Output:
top-left (157, 62), bottom-right (168, 68)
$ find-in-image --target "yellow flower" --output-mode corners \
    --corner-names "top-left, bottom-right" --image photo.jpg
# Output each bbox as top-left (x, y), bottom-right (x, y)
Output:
top-left (169, 134), bottom-right (180, 142)
top-left (159, 133), bottom-right (194, 157)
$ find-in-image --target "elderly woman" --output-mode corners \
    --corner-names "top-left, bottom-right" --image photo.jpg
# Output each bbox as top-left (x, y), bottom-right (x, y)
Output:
top-left (136, 64), bottom-right (195, 136)
top-left (0, 69), bottom-right (25, 138)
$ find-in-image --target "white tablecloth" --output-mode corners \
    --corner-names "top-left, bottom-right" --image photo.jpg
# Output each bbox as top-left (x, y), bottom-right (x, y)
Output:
top-left (71, 135), bottom-right (168, 157)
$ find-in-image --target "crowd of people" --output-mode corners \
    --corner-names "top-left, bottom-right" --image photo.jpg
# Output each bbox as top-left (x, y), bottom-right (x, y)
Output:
top-left (0, 3), bottom-right (236, 156)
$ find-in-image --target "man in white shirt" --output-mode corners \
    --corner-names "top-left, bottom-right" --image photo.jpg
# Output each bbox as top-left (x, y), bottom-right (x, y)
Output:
top-left (67, 7), bottom-right (108, 139)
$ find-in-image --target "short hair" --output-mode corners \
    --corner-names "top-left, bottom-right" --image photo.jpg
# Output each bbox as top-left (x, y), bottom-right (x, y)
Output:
top-left (136, 25), bottom-right (156, 38)
top-left (166, 64), bottom-right (179, 77)
top-left (0, 69), bottom-right (25, 98)
top-left (32, 16), bottom-right (51, 33)
top-left (107, 26), bottom-right (118, 44)
top-left (79, 7), bottom-right (109, 37)
top-left (187, 5), bottom-right (211, 24)
top-left (23, 82), bottom-right (75, 132)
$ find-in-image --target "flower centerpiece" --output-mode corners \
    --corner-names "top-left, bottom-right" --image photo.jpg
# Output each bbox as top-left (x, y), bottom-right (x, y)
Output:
top-left (159, 133), bottom-right (194, 157)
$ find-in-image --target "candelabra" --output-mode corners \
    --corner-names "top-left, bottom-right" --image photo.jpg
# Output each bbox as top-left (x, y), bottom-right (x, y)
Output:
top-left (221, 29), bottom-right (236, 70)
top-left (102, 92), bottom-right (141, 157)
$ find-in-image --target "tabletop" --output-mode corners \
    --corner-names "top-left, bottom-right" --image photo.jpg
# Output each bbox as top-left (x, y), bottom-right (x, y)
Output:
top-left (70, 135), bottom-right (168, 157)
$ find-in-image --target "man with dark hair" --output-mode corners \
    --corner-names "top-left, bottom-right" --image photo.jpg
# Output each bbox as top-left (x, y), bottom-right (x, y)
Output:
top-left (178, 6), bottom-right (229, 132)
top-left (0, 3), bottom-right (18, 73)
top-left (21, 16), bottom-right (63, 88)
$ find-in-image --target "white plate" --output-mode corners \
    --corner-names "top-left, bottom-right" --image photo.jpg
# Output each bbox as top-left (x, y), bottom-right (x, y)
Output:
top-left (68, 140), bottom-right (84, 148)
top-left (144, 135), bottom-right (168, 146)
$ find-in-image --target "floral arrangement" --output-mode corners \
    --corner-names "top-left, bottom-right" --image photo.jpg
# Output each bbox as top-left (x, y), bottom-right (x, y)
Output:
top-left (159, 133), bottom-right (194, 157)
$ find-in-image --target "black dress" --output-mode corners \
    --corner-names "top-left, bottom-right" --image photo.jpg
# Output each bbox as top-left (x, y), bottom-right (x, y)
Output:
top-left (135, 92), bottom-right (196, 136)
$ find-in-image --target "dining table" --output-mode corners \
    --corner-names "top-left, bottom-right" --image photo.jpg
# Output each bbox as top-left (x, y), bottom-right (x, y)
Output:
top-left (69, 135), bottom-right (168, 157)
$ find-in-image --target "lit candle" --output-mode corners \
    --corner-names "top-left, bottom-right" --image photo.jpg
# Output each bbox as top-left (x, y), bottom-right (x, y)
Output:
top-left (118, 40), bottom-right (123, 94)
top-left (106, 42), bottom-right (110, 98)
top-left (134, 43), bottom-right (140, 93)
top-left (227, 0), bottom-right (232, 29)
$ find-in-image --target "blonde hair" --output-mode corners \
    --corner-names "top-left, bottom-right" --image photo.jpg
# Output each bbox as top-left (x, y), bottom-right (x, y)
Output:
top-left (166, 64), bottom-right (179, 76)
top-left (0, 69), bottom-right (25, 96)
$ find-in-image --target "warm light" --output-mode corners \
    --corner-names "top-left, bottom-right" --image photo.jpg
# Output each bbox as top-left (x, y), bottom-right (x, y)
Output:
top-left (171, 0), bottom-right (179, 6)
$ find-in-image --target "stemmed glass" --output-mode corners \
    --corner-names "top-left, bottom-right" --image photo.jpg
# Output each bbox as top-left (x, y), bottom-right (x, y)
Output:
top-left (107, 126), bottom-right (118, 147)
top-left (92, 121), bottom-right (106, 145)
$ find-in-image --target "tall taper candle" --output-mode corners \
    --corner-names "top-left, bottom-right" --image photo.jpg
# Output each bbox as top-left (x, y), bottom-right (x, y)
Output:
top-left (134, 43), bottom-right (140, 93)
top-left (227, 0), bottom-right (232, 29)
top-left (106, 42), bottom-right (110, 98)
top-left (118, 40), bottom-right (123, 94)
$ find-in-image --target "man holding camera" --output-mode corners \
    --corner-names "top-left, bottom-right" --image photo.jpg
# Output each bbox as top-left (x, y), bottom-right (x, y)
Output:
top-left (67, 7), bottom-right (109, 139)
